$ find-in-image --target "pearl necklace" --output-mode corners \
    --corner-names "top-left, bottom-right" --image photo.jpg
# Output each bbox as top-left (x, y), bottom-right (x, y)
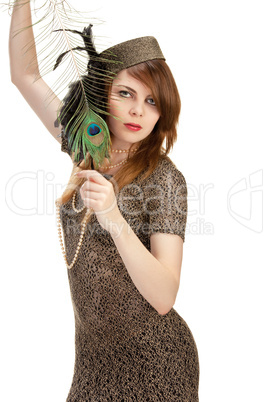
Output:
top-left (98, 157), bottom-right (128, 171)
top-left (72, 190), bottom-right (85, 213)
top-left (98, 148), bottom-right (138, 171)
top-left (56, 147), bottom-right (138, 269)
top-left (56, 199), bottom-right (93, 270)
top-left (111, 148), bottom-right (137, 153)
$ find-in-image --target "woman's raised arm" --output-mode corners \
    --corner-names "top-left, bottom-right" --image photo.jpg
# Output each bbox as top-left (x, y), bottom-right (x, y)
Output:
top-left (9, 0), bottom-right (62, 143)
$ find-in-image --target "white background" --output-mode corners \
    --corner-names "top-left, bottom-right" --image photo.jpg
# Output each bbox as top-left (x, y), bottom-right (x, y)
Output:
top-left (1, 0), bottom-right (267, 401)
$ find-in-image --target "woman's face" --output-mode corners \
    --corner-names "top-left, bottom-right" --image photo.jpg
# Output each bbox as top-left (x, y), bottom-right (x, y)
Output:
top-left (107, 69), bottom-right (160, 149)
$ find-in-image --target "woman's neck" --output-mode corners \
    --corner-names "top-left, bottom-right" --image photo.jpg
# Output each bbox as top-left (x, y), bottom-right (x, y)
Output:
top-left (93, 143), bottom-right (138, 175)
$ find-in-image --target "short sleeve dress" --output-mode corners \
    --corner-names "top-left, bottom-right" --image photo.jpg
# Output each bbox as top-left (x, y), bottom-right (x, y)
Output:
top-left (59, 141), bottom-right (199, 401)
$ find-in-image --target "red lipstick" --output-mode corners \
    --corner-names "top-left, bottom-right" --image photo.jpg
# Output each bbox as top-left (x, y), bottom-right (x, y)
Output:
top-left (124, 123), bottom-right (142, 132)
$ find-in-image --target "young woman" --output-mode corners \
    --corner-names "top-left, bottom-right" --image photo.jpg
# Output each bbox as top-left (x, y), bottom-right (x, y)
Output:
top-left (9, 1), bottom-right (199, 400)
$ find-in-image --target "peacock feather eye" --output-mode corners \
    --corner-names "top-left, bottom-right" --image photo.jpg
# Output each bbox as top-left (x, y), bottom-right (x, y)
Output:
top-left (68, 107), bottom-right (110, 168)
top-left (87, 123), bottom-right (101, 136)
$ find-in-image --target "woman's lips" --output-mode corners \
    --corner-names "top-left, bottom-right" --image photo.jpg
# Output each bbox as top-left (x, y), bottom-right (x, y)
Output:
top-left (124, 123), bottom-right (142, 132)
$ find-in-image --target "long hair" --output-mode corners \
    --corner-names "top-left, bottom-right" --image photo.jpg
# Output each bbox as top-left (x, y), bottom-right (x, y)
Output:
top-left (56, 59), bottom-right (181, 208)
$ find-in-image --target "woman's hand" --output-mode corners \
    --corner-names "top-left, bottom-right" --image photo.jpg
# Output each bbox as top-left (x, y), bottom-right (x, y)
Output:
top-left (75, 170), bottom-right (122, 233)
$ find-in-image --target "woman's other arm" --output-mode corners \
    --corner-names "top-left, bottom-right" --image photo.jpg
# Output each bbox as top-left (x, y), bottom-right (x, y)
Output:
top-left (110, 221), bottom-right (182, 316)
top-left (9, 0), bottom-right (62, 142)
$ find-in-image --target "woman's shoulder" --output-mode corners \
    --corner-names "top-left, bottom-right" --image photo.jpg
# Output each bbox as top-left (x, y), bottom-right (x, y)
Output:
top-left (145, 155), bottom-right (187, 186)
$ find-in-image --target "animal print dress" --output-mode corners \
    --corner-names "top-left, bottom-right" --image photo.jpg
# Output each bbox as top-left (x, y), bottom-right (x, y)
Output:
top-left (59, 143), bottom-right (199, 401)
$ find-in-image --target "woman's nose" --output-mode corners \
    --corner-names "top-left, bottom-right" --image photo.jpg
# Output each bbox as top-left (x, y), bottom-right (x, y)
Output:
top-left (130, 101), bottom-right (144, 117)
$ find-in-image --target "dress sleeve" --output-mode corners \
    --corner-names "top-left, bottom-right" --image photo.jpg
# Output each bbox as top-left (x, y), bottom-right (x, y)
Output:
top-left (61, 136), bottom-right (70, 154)
top-left (145, 161), bottom-right (188, 243)
top-left (59, 126), bottom-right (71, 156)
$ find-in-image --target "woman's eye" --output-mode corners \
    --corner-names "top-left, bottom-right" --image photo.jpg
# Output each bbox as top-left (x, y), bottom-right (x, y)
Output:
top-left (119, 90), bottom-right (132, 98)
top-left (147, 98), bottom-right (156, 106)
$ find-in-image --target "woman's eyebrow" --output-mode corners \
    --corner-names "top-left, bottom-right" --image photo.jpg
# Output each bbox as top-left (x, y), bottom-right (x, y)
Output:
top-left (114, 84), bottom-right (137, 94)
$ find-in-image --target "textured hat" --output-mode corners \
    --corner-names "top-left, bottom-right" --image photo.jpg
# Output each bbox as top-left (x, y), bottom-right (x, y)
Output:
top-left (99, 36), bottom-right (166, 74)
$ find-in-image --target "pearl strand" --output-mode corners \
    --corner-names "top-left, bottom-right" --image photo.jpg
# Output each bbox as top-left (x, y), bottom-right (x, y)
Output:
top-left (56, 200), bottom-right (92, 270)
top-left (99, 157), bottom-right (128, 171)
top-left (111, 148), bottom-right (138, 153)
top-left (72, 190), bottom-right (84, 213)
top-left (99, 148), bottom-right (138, 171)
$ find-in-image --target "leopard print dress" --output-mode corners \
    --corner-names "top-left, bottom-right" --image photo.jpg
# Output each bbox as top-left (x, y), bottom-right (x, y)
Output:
top-left (60, 144), bottom-right (199, 401)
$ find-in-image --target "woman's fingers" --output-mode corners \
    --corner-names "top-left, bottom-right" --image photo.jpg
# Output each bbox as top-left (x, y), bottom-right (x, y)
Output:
top-left (77, 170), bottom-right (110, 198)
top-left (74, 170), bottom-right (121, 229)
top-left (76, 170), bottom-right (115, 213)
top-left (75, 170), bottom-right (107, 184)
top-left (81, 181), bottom-right (104, 196)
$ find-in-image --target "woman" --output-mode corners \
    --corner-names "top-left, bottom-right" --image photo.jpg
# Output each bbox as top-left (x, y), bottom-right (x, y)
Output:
top-left (9, 1), bottom-right (199, 400)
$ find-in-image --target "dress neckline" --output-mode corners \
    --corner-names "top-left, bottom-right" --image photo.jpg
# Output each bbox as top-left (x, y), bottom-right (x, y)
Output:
top-left (90, 159), bottom-right (113, 178)
top-left (101, 172), bottom-right (113, 179)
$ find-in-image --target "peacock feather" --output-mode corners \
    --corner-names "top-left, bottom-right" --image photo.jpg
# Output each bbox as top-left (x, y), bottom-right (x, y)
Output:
top-left (52, 23), bottom-right (116, 167)
top-left (4, 0), bottom-right (120, 167)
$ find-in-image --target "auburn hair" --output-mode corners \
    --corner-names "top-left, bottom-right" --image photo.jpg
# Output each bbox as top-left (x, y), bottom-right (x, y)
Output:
top-left (56, 59), bottom-right (181, 208)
